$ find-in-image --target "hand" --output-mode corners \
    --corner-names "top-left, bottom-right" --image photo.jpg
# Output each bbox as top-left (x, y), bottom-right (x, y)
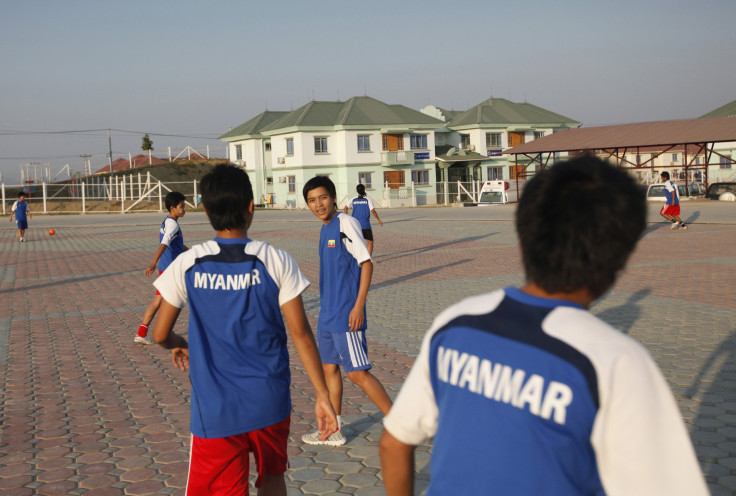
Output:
top-left (348, 305), bottom-right (364, 332)
top-left (378, 220), bottom-right (383, 227)
top-left (145, 265), bottom-right (156, 276)
top-left (314, 397), bottom-right (338, 440)
top-left (171, 347), bottom-right (189, 371)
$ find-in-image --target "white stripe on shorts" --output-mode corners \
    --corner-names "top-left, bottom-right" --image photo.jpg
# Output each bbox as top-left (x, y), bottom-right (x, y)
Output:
top-left (347, 331), bottom-right (368, 367)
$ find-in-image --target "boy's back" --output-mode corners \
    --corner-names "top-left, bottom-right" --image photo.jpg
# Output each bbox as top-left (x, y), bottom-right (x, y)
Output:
top-left (155, 237), bottom-right (309, 438)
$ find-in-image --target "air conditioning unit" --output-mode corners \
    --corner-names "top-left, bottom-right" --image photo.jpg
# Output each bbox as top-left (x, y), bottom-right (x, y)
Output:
top-left (278, 176), bottom-right (287, 183)
top-left (277, 157), bottom-right (285, 164)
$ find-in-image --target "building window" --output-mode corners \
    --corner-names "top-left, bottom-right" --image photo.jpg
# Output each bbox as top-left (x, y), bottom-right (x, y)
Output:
top-left (487, 167), bottom-right (503, 180)
top-left (409, 134), bottom-right (427, 150)
top-left (721, 157), bottom-right (732, 169)
top-left (486, 133), bottom-right (502, 147)
top-left (672, 154), bottom-right (678, 163)
top-left (460, 135), bottom-right (471, 149)
top-left (357, 135), bottom-right (371, 152)
top-left (266, 177), bottom-right (273, 185)
top-left (286, 138), bottom-right (294, 156)
top-left (287, 176), bottom-right (296, 193)
top-left (265, 142), bottom-right (271, 151)
top-left (534, 131), bottom-right (545, 140)
top-left (359, 172), bottom-right (372, 188)
top-left (234, 144), bottom-right (242, 160)
top-left (314, 137), bottom-right (328, 154)
top-left (411, 170), bottom-right (430, 185)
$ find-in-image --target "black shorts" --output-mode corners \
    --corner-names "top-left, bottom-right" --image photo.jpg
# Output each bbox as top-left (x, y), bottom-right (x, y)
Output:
top-left (362, 229), bottom-right (373, 241)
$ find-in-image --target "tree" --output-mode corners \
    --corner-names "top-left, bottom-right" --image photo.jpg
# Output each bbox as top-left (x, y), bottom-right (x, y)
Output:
top-left (141, 134), bottom-right (154, 152)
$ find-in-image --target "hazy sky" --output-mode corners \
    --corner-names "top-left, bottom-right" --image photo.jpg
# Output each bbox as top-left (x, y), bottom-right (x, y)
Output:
top-left (2, 0), bottom-right (734, 183)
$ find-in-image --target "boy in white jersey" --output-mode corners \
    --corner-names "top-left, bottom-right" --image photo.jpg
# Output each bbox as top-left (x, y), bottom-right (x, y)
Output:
top-left (152, 164), bottom-right (336, 495)
top-left (135, 191), bottom-right (188, 345)
top-left (10, 191), bottom-right (31, 242)
top-left (380, 156), bottom-right (707, 495)
top-left (302, 176), bottom-right (392, 446)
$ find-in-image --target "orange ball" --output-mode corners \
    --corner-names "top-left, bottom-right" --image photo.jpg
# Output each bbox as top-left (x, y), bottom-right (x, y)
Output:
top-left (49, 229), bottom-right (55, 235)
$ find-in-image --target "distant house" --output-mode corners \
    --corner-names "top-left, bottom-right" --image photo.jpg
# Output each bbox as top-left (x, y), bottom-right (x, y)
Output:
top-left (94, 154), bottom-right (167, 175)
top-left (220, 97), bottom-right (444, 207)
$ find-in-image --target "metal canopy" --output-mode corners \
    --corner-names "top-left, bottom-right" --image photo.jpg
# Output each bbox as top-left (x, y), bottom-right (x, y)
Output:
top-left (503, 116), bottom-right (736, 195)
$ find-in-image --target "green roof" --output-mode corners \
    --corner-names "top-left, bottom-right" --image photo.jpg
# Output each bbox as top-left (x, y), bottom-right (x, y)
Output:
top-left (700, 99), bottom-right (736, 118)
top-left (219, 111), bottom-right (290, 140)
top-left (447, 98), bottom-right (579, 129)
top-left (260, 96), bottom-right (444, 132)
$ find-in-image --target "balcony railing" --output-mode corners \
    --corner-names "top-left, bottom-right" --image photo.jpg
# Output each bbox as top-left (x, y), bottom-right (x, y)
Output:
top-left (381, 150), bottom-right (415, 166)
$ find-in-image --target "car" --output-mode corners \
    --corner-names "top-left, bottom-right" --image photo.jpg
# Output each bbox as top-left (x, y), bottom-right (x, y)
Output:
top-left (645, 182), bottom-right (705, 201)
top-left (705, 182), bottom-right (736, 201)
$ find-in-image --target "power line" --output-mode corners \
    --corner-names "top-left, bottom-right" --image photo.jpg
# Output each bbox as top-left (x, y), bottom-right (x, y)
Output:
top-left (0, 128), bottom-right (223, 139)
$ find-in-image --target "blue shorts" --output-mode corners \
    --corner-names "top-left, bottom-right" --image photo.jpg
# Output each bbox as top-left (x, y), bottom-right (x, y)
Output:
top-left (16, 219), bottom-right (28, 230)
top-left (318, 329), bottom-right (371, 372)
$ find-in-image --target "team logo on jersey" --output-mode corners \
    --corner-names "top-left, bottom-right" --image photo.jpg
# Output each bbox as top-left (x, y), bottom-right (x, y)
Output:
top-left (328, 239), bottom-right (336, 248)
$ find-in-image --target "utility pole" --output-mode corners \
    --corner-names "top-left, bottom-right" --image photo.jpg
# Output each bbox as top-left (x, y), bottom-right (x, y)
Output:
top-left (80, 154), bottom-right (92, 177)
top-left (108, 129), bottom-right (114, 177)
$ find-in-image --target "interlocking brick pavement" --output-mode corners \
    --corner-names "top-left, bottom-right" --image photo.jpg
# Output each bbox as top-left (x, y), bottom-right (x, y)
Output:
top-left (1, 201), bottom-right (735, 494)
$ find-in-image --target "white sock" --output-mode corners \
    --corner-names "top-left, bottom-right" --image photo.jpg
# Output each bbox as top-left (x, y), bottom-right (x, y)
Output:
top-left (337, 415), bottom-right (343, 430)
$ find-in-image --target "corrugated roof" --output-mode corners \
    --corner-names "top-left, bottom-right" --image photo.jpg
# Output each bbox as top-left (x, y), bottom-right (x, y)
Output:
top-left (260, 96), bottom-right (444, 132)
top-left (219, 111), bottom-right (290, 140)
top-left (700, 99), bottom-right (736, 118)
top-left (448, 98), bottom-right (580, 128)
top-left (505, 116), bottom-right (736, 155)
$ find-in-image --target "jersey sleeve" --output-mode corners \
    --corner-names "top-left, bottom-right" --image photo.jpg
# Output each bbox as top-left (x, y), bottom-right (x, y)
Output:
top-left (160, 218), bottom-right (180, 246)
top-left (271, 247), bottom-right (311, 307)
top-left (346, 198), bottom-right (354, 209)
top-left (153, 250), bottom-right (192, 308)
top-left (383, 328), bottom-right (438, 445)
top-left (366, 197), bottom-right (375, 210)
top-left (339, 215), bottom-right (371, 264)
top-left (11, 201), bottom-right (17, 212)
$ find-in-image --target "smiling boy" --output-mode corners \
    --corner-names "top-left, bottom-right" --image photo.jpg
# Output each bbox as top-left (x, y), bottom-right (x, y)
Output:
top-left (302, 176), bottom-right (392, 446)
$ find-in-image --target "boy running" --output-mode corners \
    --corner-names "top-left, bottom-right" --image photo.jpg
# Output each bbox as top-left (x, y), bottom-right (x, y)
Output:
top-left (135, 191), bottom-right (188, 345)
top-left (380, 156), bottom-right (707, 495)
top-left (10, 191), bottom-right (31, 242)
top-left (302, 176), bottom-right (392, 446)
top-left (659, 171), bottom-right (688, 230)
top-left (344, 183), bottom-right (383, 255)
top-left (152, 164), bottom-right (337, 495)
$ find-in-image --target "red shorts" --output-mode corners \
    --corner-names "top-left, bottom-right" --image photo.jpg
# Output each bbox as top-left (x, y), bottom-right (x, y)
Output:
top-left (186, 415), bottom-right (290, 495)
top-left (661, 204), bottom-right (680, 216)
top-left (155, 270), bottom-right (163, 295)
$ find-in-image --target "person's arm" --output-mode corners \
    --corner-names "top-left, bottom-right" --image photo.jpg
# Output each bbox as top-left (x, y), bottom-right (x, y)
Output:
top-left (380, 430), bottom-right (415, 496)
top-left (281, 295), bottom-right (338, 440)
top-left (145, 244), bottom-right (168, 276)
top-left (371, 209), bottom-right (383, 227)
top-left (343, 205), bottom-right (349, 214)
top-left (348, 259), bottom-right (373, 331)
top-left (151, 299), bottom-right (190, 371)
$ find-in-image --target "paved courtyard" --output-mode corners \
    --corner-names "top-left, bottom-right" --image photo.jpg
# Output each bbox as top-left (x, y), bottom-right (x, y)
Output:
top-left (1, 201), bottom-right (735, 495)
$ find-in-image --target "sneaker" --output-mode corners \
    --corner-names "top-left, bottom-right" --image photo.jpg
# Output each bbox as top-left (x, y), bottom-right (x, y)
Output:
top-left (134, 335), bottom-right (154, 345)
top-left (680, 224), bottom-right (688, 230)
top-left (670, 221), bottom-right (681, 230)
top-left (302, 428), bottom-right (346, 446)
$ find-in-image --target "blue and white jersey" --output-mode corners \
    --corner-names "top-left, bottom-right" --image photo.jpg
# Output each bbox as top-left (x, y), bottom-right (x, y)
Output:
top-left (663, 180), bottom-right (679, 206)
top-left (318, 213), bottom-right (371, 333)
top-left (384, 287), bottom-right (707, 496)
top-left (346, 196), bottom-right (374, 230)
top-left (11, 200), bottom-right (28, 222)
top-left (154, 238), bottom-right (310, 439)
top-left (158, 216), bottom-right (185, 271)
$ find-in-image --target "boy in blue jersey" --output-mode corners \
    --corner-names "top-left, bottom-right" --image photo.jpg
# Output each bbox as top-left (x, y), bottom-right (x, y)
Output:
top-left (134, 191), bottom-right (188, 345)
top-left (380, 156), bottom-right (707, 496)
top-left (344, 183), bottom-right (383, 255)
top-left (302, 176), bottom-right (392, 446)
top-left (659, 171), bottom-right (688, 230)
top-left (152, 164), bottom-right (337, 495)
top-left (9, 191), bottom-right (31, 242)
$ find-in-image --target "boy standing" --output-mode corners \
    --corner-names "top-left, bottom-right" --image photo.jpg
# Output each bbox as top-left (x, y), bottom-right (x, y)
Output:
top-left (344, 183), bottom-right (383, 255)
top-left (135, 191), bottom-right (188, 345)
top-left (152, 164), bottom-right (337, 495)
top-left (659, 171), bottom-right (688, 230)
top-left (380, 156), bottom-right (707, 495)
top-left (302, 176), bottom-right (392, 446)
top-left (9, 191), bottom-right (31, 242)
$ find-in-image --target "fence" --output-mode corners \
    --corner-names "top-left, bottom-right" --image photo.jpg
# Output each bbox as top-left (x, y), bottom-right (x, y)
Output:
top-left (1, 172), bottom-right (200, 215)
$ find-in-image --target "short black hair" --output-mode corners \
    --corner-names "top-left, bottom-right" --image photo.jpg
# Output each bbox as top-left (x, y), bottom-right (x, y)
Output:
top-left (165, 191), bottom-right (186, 212)
top-left (660, 171), bottom-right (670, 180)
top-left (200, 164), bottom-right (254, 231)
top-left (303, 176), bottom-right (337, 202)
top-left (356, 183), bottom-right (366, 196)
top-left (18, 191), bottom-right (25, 198)
top-left (516, 155), bottom-right (646, 299)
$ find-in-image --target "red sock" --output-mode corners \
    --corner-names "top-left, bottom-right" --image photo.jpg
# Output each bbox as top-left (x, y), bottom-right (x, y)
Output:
top-left (137, 324), bottom-right (149, 337)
